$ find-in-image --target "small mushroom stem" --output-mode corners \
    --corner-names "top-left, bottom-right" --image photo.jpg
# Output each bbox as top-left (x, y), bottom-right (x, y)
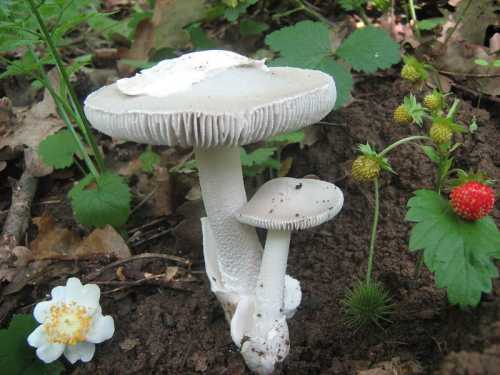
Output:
top-left (255, 230), bottom-right (291, 332)
top-left (195, 147), bottom-right (262, 295)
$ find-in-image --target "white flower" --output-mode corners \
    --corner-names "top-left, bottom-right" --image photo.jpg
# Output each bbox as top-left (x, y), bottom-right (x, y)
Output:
top-left (27, 277), bottom-right (115, 364)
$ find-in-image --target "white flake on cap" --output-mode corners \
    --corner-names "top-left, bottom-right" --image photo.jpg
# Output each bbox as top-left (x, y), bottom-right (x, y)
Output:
top-left (237, 177), bottom-right (344, 231)
top-left (116, 50), bottom-right (268, 97)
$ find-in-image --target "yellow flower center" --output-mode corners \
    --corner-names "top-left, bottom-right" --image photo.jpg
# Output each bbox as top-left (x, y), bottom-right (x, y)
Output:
top-left (43, 302), bottom-right (92, 345)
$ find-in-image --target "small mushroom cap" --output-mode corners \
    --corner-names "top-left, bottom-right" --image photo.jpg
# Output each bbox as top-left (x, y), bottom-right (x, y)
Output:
top-left (236, 177), bottom-right (343, 231)
top-left (84, 63), bottom-right (335, 148)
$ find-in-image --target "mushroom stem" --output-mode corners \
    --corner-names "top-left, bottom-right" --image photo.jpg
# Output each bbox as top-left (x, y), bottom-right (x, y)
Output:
top-left (256, 230), bottom-right (291, 332)
top-left (195, 147), bottom-right (262, 295)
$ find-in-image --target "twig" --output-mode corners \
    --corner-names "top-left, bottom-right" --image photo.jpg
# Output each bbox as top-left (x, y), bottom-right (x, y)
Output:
top-left (0, 170), bottom-right (38, 246)
top-left (437, 69), bottom-right (500, 78)
top-left (99, 274), bottom-right (194, 295)
top-left (443, 0), bottom-right (473, 46)
top-left (127, 217), bottom-right (169, 235)
top-left (129, 228), bottom-right (174, 247)
top-left (85, 252), bottom-right (191, 281)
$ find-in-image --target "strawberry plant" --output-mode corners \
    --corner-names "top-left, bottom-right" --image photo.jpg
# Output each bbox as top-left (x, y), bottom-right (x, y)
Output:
top-left (349, 60), bottom-right (500, 311)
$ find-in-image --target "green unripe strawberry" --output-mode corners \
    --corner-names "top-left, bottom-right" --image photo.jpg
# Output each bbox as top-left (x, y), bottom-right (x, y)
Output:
top-left (430, 122), bottom-right (452, 144)
top-left (393, 104), bottom-right (412, 125)
top-left (351, 156), bottom-right (380, 182)
top-left (401, 64), bottom-right (420, 82)
top-left (423, 92), bottom-right (443, 111)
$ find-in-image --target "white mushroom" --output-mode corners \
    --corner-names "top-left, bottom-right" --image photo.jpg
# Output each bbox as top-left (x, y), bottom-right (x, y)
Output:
top-left (84, 50), bottom-right (336, 303)
top-left (235, 177), bottom-right (344, 374)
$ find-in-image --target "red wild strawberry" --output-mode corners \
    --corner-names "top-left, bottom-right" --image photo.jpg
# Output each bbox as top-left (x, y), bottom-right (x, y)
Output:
top-left (450, 181), bottom-right (495, 221)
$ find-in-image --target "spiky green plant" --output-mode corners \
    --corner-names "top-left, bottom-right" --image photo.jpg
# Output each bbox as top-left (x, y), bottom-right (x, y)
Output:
top-left (342, 280), bottom-right (393, 329)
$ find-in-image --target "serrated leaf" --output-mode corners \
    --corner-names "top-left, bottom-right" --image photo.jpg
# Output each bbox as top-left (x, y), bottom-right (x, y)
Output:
top-left (0, 314), bottom-right (64, 375)
top-left (316, 58), bottom-right (353, 109)
top-left (406, 189), bottom-right (500, 307)
top-left (266, 21), bottom-right (353, 108)
top-left (239, 19), bottom-right (269, 37)
top-left (336, 27), bottom-right (400, 73)
top-left (240, 147), bottom-right (277, 167)
top-left (417, 17), bottom-right (445, 30)
top-left (69, 173), bottom-right (131, 228)
top-left (38, 130), bottom-right (79, 169)
top-left (266, 21), bottom-right (332, 67)
top-left (139, 148), bottom-right (160, 173)
top-left (338, 0), bottom-right (366, 11)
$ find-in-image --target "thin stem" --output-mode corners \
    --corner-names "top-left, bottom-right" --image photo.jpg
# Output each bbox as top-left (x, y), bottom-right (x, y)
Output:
top-left (407, 0), bottom-right (421, 39)
top-left (366, 178), bottom-right (380, 282)
top-left (30, 48), bottom-right (98, 177)
top-left (358, 7), bottom-right (371, 26)
top-left (272, 6), bottom-right (304, 20)
top-left (379, 135), bottom-right (431, 157)
top-left (26, 0), bottom-right (105, 173)
top-left (444, 0), bottom-right (473, 46)
top-left (413, 252), bottom-right (424, 279)
top-left (292, 0), bottom-right (334, 27)
top-left (446, 99), bottom-right (460, 119)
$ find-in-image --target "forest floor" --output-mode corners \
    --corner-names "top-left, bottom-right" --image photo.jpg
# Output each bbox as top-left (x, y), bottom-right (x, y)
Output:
top-left (2, 70), bottom-right (499, 374)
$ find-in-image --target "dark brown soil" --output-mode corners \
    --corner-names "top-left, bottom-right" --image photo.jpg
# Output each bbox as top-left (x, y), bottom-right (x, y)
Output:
top-left (4, 72), bottom-right (500, 375)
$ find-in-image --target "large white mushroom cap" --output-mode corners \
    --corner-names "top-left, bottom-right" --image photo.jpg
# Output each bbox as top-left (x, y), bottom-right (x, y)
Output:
top-left (236, 177), bottom-right (344, 231)
top-left (84, 50), bottom-right (336, 148)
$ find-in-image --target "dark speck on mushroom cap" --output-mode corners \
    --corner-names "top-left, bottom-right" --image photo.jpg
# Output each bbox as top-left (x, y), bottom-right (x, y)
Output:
top-left (84, 67), bottom-right (336, 148)
top-left (235, 177), bottom-right (343, 231)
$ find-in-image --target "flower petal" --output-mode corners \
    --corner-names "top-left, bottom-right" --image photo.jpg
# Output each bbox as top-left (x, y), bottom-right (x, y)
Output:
top-left (36, 343), bottom-right (65, 363)
top-left (51, 285), bottom-right (66, 302)
top-left (79, 284), bottom-right (101, 310)
top-left (86, 314), bottom-right (115, 343)
top-left (33, 301), bottom-right (53, 323)
top-left (27, 325), bottom-right (48, 348)
top-left (65, 277), bottom-right (83, 299)
top-left (64, 342), bottom-right (96, 364)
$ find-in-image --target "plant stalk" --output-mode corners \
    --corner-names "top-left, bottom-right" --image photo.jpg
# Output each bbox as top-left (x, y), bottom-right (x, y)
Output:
top-left (366, 178), bottom-right (380, 283)
top-left (407, 0), bottom-right (421, 39)
top-left (379, 135), bottom-right (431, 157)
top-left (443, 0), bottom-right (473, 46)
top-left (26, 0), bottom-right (105, 173)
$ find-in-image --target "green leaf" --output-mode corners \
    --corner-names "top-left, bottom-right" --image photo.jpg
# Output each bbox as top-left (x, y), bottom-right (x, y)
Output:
top-left (186, 23), bottom-right (216, 50)
top-left (493, 60), bottom-right (500, 68)
top-left (417, 17), bottom-right (445, 31)
top-left (474, 58), bottom-right (489, 67)
top-left (338, 0), bottom-right (366, 11)
top-left (266, 21), bottom-right (332, 68)
top-left (240, 147), bottom-right (277, 167)
top-left (336, 27), bottom-right (401, 73)
top-left (38, 130), bottom-right (79, 169)
top-left (0, 314), bottom-right (64, 375)
top-left (266, 21), bottom-right (353, 109)
top-left (406, 190), bottom-right (500, 307)
top-left (223, 0), bottom-right (258, 22)
top-left (268, 130), bottom-right (304, 144)
top-left (239, 19), bottom-right (269, 37)
top-left (139, 148), bottom-right (160, 173)
top-left (69, 172), bottom-right (131, 228)
top-left (316, 58), bottom-right (353, 109)
top-left (421, 145), bottom-right (440, 164)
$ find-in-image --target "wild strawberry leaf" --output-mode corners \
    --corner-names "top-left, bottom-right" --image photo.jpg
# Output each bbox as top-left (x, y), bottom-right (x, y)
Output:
top-left (336, 27), bottom-right (400, 73)
top-left (139, 148), bottom-right (161, 173)
top-left (406, 189), bottom-right (500, 307)
top-left (0, 314), bottom-right (64, 375)
top-left (266, 21), bottom-right (353, 108)
top-left (38, 130), bottom-right (79, 169)
top-left (69, 172), bottom-right (131, 228)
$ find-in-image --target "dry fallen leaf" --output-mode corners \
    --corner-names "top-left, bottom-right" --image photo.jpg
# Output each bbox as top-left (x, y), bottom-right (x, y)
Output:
top-left (152, 166), bottom-right (173, 216)
top-left (30, 215), bottom-right (131, 260)
top-left (24, 147), bottom-right (53, 177)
